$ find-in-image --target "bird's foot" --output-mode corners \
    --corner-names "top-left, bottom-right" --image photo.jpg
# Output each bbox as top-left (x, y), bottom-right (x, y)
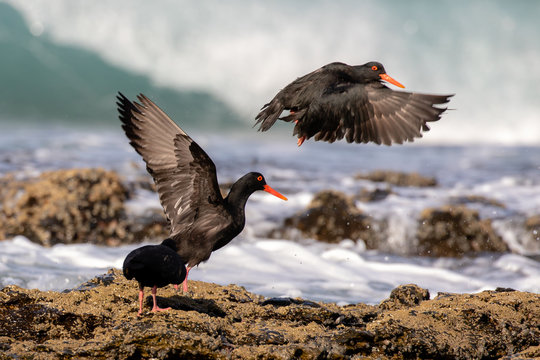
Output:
top-left (297, 136), bottom-right (306, 146)
top-left (151, 306), bottom-right (171, 313)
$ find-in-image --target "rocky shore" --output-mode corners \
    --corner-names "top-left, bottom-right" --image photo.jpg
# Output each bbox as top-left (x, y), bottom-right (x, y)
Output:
top-left (1, 168), bottom-right (539, 358)
top-left (0, 269), bottom-right (538, 359)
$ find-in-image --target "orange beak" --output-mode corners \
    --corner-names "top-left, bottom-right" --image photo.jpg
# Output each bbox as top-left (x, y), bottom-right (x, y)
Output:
top-left (380, 73), bottom-right (405, 88)
top-left (263, 185), bottom-right (288, 201)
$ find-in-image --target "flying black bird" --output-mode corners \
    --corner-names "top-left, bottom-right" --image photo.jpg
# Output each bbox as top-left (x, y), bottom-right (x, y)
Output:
top-left (117, 93), bottom-right (287, 292)
top-left (123, 238), bottom-right (186, 315)
top-left (255, 61), bottom-right (453, 146)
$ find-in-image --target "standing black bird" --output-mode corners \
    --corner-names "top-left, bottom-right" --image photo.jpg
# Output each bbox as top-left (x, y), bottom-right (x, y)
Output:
top-left (255, 61), bottom-right (453, 146)
top-left (117, 93), bottom-right (287, 292)
top-left (123, 238), bottom-right (186, 315)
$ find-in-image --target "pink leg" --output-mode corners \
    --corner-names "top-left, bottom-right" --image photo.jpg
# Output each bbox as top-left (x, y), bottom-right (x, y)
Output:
top-left (293, 119), bottom-right (305, 146)
top-left (151, 286), bottom-right (171, 312)
top-left (182, 266), bottom-right (191, 293)
top-left (138, 286), bottom-right (144, 316)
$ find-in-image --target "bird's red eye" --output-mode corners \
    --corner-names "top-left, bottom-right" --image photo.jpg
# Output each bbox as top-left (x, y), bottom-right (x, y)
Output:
top-left (371, 65), bottom-right (378, 71)
top-left (257, 176), bottom-right (263, 181)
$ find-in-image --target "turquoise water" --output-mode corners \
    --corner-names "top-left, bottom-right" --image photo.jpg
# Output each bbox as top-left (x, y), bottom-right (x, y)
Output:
top-left (0, 2), bottom-right (240, 127)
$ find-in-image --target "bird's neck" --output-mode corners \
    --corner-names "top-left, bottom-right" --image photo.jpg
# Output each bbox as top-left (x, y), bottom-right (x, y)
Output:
top-left (225, 184), bottom-right (254, 221)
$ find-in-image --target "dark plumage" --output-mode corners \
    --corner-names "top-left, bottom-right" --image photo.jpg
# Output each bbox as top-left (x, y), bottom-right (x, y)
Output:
top-left (123, 238), bottom-right (186, 315)
top-left (255, 61), bottom-right (453, 146)
top-left (117, 92), bottom-right (287, 292)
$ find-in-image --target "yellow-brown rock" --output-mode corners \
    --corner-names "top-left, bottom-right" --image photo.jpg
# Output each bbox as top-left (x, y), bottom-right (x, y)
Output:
top-left (0, 270), bottom-right (538, 359)
top-left (0, 168), bottom-right (167, 246)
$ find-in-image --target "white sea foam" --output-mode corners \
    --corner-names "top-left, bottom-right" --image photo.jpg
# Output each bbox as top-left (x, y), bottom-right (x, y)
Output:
top-left (2, 235), bottom-right (538, 304)
top-left (1, 129), bottom-right (539, 303)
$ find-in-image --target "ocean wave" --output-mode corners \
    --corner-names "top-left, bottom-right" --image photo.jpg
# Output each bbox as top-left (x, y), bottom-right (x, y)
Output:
top-left (4, 0), bottom-right (540, 144)
top-left (0, 2), bottom-right (241, 127)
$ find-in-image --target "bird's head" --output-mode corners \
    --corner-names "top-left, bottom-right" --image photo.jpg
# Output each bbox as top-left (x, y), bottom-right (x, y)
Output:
top-left (244, 172), bottom-right (288, 201)
top-left (360, 61), bottom-right (405, 88)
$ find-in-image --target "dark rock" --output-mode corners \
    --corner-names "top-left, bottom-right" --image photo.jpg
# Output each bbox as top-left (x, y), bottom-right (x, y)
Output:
top-left (261, 297), bottom-right (320, 308)
top-left (449, 194), bottom-right (506, 208)
top-left (276, 190), bottom-right (379, 246)
top-left (151, 295), bottom-right (227, 318)
top-left (416, 205), bottom-right (509, 257)
top-left (495, 287), bottom-right (516, 293)
top-left (355, 187), bottom-right (394, 202)
top-left (355, 170), bottom-right (437, 187)
top-left (333, 328), bottom-right (374, 356)
top-left (68, 272), bottom-right (117, 292)
top-left (379, 284), bottom-right (430, 310)
top-left (0, 271), bottom-right (538, 359)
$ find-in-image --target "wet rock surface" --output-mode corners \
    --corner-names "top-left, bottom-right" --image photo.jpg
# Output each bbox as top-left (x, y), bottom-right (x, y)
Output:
top-left (274, 189), bottom-right (512, 257)
top-left (274, 190), bottom-right (380, 247)
top-left (0, 270), bottom-right (538, 359)
top-left (379, 284), bottom-right (431, 311)
top-left (354, 187), bottom-right (394, 202)
top-left (0, 169), bottom-right (168, 246)
top-left (417, 205), bottom-right (509, 257)
top-left (355, 170), bottom-right (438, 187)
top-left (449, 194), bottom-right (507, 208)
top-left (0, 168), bottom-right (530, 258)
top-left (525, 215), bottom-right (540, 248)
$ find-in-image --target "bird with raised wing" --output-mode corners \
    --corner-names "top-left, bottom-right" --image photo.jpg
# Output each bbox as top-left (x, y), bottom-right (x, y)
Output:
top-left (117, 93), bottom-right (288, 293)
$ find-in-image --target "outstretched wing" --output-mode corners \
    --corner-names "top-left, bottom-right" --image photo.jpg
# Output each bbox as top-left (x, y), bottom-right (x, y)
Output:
top-left (116, 92), bottom-right (226, 237)
top-left (298, 83), bottom-right (453, 145)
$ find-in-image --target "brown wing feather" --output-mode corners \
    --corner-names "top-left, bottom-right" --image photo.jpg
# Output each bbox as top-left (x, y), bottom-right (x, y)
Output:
top-left (295, 83), bottom-right (452, 145)
top-left (116, 93), bottom-right (227, 239)
top-left (366, 86), bottom-right (452, 145)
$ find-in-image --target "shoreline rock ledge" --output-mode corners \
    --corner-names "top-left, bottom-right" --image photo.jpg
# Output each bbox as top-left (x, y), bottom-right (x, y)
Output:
top-left (0, 269), bottom-right (538, 359)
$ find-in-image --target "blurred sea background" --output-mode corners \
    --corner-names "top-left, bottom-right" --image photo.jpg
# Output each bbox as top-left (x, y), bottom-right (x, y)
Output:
top-left (0, 0), bottom-right (539, 304)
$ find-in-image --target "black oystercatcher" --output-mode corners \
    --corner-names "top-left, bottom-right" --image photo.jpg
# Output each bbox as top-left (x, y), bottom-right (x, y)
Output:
top-left (117, 93), bottom-right (288, 293)
top-left (123, 238), bottom-right (186, 315)
top-left (255, 61), bottom-right (453, 146)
